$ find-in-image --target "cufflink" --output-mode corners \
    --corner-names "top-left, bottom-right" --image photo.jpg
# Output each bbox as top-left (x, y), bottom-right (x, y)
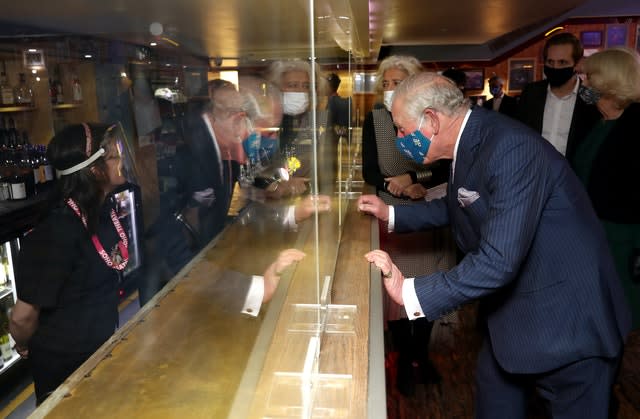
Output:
top-left (413, 312), bottom-right (422, 317)
top-left (383, 270), bottom-right (392, 278)
top-left (245, 308), bottom-right (253, 313)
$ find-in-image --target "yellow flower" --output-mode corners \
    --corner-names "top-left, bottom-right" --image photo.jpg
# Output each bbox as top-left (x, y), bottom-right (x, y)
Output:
top-left (287, 156), bottom-right (301, 175)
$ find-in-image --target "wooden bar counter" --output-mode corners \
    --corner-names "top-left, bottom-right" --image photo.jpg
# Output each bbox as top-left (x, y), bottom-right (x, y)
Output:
top-left (30, 194), bottom-right (383, 418)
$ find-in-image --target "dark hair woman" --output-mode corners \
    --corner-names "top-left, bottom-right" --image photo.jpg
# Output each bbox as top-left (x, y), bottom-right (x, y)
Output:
top-left (9, 122), bottom-right (128, 405)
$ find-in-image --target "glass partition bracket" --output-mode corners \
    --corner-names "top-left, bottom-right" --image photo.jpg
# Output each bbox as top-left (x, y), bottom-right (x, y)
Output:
top-left (264, 303), bottom-right (356, 417)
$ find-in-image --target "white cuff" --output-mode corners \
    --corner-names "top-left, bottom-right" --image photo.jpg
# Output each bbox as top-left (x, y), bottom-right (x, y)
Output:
top-left (402, 277), bottom-right (425, 320)
top-left (241, 275), bottom-right (264, 317)
top-left (193, 188), bottom-right (215, 206)
top-left (388, 205), bottom-right (395, 232)
top-left (284, 205), bottom-right (298, 230)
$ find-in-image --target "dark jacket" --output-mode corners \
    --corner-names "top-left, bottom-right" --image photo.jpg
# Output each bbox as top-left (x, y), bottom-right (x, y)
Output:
top-left (395, 107), bottom-right (630, 373)
top-left (483, 94), bottom-right (518, 119)
top-left (516, 79), bottom-right (600, 161)
top-left (184, 111), bottom-right (239, 243)
top-left (575, 102), bottom-right (640, 224)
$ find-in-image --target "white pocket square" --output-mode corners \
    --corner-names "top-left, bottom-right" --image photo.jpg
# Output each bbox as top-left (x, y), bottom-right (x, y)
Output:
top-left (457, 187), bottom-right (480, 207)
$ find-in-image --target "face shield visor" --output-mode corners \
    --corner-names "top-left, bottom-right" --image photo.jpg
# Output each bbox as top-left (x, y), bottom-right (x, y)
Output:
top-left (100, 123), bottom-right (139, 186)
top-left (54, 122), bottom-right (137, 186)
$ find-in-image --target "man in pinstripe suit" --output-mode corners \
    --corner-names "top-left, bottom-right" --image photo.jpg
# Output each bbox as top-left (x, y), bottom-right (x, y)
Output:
top-left (358, 72), bottom-right (631, 419)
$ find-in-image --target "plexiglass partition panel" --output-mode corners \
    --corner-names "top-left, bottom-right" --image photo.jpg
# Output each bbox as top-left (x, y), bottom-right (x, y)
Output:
top-left (0, 0), bottom-right (368, 417)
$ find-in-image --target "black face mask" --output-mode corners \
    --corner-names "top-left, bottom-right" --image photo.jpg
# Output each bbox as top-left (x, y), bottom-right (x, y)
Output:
top-left (544, 66), bottom-right (575, 87)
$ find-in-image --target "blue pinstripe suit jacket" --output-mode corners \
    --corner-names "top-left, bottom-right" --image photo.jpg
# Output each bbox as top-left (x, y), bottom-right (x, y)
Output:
top-left (394, 107), bottom-right (631, 374)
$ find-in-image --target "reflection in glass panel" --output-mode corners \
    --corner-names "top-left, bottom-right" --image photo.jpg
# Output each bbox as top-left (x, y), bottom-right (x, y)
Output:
top-left (0, 0), bottom-right (366, 416)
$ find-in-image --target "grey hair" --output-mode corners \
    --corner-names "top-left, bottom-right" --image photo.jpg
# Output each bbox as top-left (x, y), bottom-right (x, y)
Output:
top-left (488, 75), bottom-right (505, 86)
top-left (239, 78), bottom-right (280, 121)
top-left (210, 87), bottom-right (244, 119)
top-left (393, 72), bottom-right (469, 119)
top-left (374, 55), bottom-right (423, 93)
top-left (265, 59), bottom-right (327, 94)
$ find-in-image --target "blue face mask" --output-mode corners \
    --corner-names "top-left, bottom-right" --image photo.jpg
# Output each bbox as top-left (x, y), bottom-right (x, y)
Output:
top-left (395, 115), bottom-right (431, 163)
top-left (489, 86), bottom-right (501, 97)
top-left (578, 84), bottom-right (601, 105)
top-left (243, 132), bottom-right (278, 164)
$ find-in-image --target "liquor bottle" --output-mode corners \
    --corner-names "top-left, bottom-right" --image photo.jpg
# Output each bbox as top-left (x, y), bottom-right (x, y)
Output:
top-left (13, 73), bottom-right (33, 106)
top-left (8, 173), bottom-right (27, 200)
top-left (0, 308), bottom-right (12, 362)
top-left (0, 302), bottom-right (11, 362)
top-left (0, 117), bottom-right (6, 153)
top-left (49, 78), bottom-right (58, 105)
top-left (0, 334), bottom-right (10, 362)
top-left (0, 70), bottom-right (14, 106)
top-left (6, 118), bottom-right (19, 150)
top-left (0, 176), bottom-right (10, 201)
top-left (72, 74), bottom-right (83, 103)
top-left (31, 143), bottom-right (42, 187)
top-left (0, 246), bottom-right (7, 286)
top-left (54, 65), bottom-right (64, 104)
top-left (41, 146), bottom-right (54, 183)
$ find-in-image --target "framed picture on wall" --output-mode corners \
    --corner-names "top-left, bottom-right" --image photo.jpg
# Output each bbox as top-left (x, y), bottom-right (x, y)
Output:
top-left (636, 25), bottom-right (640, 53)
top-left (580, 31), bottom-right (603, 48)
top-left (606, 24), bottom-right (628, 48)
top-left (23, 49), bottom-right (45, 69)
top-left (508, 58), bottom-right (535, 92)
top-left (462, 68), bottom-right (485, 91)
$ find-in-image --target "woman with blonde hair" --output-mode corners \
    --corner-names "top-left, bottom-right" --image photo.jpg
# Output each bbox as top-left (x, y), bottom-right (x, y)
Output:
top-left (571, 47), bottom-right (640, 328)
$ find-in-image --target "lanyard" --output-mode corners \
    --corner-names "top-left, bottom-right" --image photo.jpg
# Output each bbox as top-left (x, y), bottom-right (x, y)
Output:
top-left (66, 198), bottom-right (129, 271)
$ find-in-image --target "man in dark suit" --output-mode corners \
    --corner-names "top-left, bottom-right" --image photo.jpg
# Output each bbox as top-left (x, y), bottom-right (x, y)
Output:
top-left (483, 75), bottom-right (518, 118)
top-left (182, 81), bottom-right (245, 245)
top-left (358, 72), bottom-right (630, 418)
top-left (516, 32), bottom-right (600, 160)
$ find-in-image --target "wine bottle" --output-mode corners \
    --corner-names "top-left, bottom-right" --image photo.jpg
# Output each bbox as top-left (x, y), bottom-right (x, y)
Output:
top-left (72, 74), bottom-right (83, 102)
top-left (49, 78), bottom-right (58, 105)
top-left (0, 70), bottom-right (14, 106)
top-left (0, 335), bottom-right (10, 362)
top-left (9, 172), bottom-right (26, 200)
top-left (0, 246), bottom-right (7, 286)
top-left (41, 146), bottom-right (54, 182)
top-left (14, 73), bottom-right (33, 106)
top-left (0, 306), bottom-right (12, 362)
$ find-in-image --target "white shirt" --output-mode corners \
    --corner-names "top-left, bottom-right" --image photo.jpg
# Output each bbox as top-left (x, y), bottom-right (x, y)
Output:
top-left (541, 78), bottom-right (579, 156)
top-left (388, 109), bottom-right (471, 320)
top-left (492, 95), bottom-right (503, 112)
top-left (241, 275), bottom-right (265, 317)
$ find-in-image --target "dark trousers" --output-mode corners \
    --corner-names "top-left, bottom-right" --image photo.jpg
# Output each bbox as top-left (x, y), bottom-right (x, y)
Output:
top-left (389, 317), bottom-right (438, 396)
top-left (475, 339), bottom-right (620, 419)
top-left (29, 346), bottom-right (93, 406)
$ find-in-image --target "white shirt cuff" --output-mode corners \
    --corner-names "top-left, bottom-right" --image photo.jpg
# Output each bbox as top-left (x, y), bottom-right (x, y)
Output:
top-left (241, 275), bottom-right (264, 317)
top-left (388, 205), bottom-right (395, 232)
top-left (284, 205), bottom-right (298, 230)
top-left (402, 277), bottom-right (425, 320)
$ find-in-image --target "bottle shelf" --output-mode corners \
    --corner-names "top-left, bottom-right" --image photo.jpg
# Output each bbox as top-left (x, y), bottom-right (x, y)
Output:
top-left (0, 105), bottom-right (36, 113)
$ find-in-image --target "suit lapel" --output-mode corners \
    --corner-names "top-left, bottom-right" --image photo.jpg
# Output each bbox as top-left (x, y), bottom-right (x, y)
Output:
top-left (452, 108), bottom-right (483, 190)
